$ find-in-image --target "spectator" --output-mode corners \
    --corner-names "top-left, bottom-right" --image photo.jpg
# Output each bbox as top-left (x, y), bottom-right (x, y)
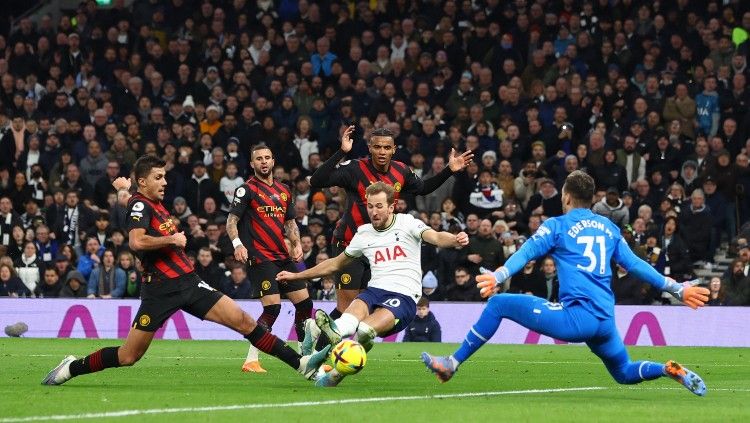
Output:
top-left (706, 277), bottom-right (728, 306)
top-left (221, 265), bottom-right (251, 299)
top-left (526, 178), bottom-right (563, 218)
top-left (79, 140), bottom-right (108, 188)
top-left (185, 161), bottom-right (221, 214)
top-left (680, 189), bottom-right (714, 264)
top-left (468, 169), bottom-right (504, 219)
top-left (463, 219), bottom-right (504, 274)
top-left (87, 249), bottom-right (126, 298)
top-left (35, 267), bottom-right (63, 298)
top-left (0, 263), bottom-right (31, 297)
top-left (724, 258), bottom-right (750, 306)
top-left (593, 187), bottom-right (630, 228)
top-left (51, 190), bottom-right (95, 248)
top-left (421, 271), bottom-right (442, 301)
top-left (541, 257), bottom-right (560, 302)
top-left (508, 260), bottom-right (546, 298)
top-left (59, 270), bottom-right (88, 298)
top-left (444, 266), bottom-right (482, 302)
top-left (194, 246), bottom-right (224, 292)
top-left (695, 75), bottom-right (720, 137)
top-left (403, 297), bottom-right (442, 342)
top-left (14, 241), bottom-right (42, 295)
top-left (612, 264), bottom-right (653, 305)
top-left (118, 250), bottom-right (141, 299)
top-left (77, 236), bottom-right (103, 281)
top-left (314, 276), bottom-right (336, 301)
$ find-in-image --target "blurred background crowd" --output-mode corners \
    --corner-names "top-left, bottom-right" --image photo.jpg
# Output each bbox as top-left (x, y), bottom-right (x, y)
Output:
top-left (0, 0), bottom-right (749, 306)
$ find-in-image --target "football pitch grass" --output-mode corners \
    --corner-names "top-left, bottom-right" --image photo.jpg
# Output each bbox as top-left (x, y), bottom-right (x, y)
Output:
top-left (2, 339), bottom-right (749, 422)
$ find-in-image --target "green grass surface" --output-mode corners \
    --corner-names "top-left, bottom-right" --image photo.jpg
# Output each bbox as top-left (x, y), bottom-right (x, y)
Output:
top-left (1, 339), bottom-right (749, 422)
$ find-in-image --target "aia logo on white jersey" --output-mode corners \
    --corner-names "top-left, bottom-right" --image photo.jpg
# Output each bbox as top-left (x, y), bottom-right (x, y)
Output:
top-left (373, 245), bottom-right (407, 264)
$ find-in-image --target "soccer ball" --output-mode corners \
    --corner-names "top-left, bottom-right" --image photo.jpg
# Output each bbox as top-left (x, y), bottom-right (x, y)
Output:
top-left (331, 340), bottom-right (367, 375)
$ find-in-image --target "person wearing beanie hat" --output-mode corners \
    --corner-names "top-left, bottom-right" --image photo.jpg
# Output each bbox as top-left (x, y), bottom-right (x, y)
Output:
top-left (420, 270), bottom-right (442, 301)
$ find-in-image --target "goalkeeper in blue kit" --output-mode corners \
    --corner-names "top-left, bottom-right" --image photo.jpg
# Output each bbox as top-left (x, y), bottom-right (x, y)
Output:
top-left (422, 171), bottom-right (710, 396)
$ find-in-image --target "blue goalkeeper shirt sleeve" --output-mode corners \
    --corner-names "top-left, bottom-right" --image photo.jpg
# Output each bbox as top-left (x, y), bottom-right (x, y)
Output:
top-left (612, 237), bottom-right (667, 290)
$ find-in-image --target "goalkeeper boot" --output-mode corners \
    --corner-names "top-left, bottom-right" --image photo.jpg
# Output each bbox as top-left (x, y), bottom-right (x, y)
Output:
top-left (665, 360), bottom-right (707, 396)
top-left (315, 368), bottom-right (345, 387)
top-left (315, 309), bottom-right (342, 346)
top-left (301, 318), bottom-right (321, 355)
top-left (299, 345), bottom-right (332, 380)
top-left (41, 355), bottom-right (76, 385)
top-left (421, 352), bottom-right (457, 383)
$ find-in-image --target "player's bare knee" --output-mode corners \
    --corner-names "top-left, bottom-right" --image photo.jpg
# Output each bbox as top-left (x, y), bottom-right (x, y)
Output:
top-left (119, 349), bottom-right (144, 367)
top-left (239, 312), bottom-right (255, 334)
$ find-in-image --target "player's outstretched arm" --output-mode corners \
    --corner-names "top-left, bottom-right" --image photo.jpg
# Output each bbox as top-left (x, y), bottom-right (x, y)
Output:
top-left (276, 252), bottom-right (355, 282)
top-left (309, 125), bottom-right (355, 188)
top-left (417, 149), bottom-right (474, 195)
top-left (284, 219), bottom-right (303, 262)
top-left (613, 238), bottom-right (709, 309)
top-left (129, 228), bottom-right (185, 251)
top-left (421, 229), bottom-right (469, 248)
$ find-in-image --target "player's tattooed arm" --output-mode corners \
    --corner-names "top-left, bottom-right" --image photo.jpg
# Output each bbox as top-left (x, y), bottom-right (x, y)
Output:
top-left (226, 213), bottom-right (240, 241)
top-left (285, 219), bottom-right (303, 262)
top-left (284, 219), bottom-right (301, 246)
top-left (228, 213), bottom-right (249, 263)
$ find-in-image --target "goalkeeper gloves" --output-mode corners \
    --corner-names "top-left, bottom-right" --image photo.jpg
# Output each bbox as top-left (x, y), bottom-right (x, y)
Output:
top-left (663, 278), bottom-right (710, 309)
top-left (476, 266), bottom-right (511, 298)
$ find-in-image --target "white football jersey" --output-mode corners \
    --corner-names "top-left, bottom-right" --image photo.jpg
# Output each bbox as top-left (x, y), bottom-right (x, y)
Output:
top-left (344, 213), bottom-right (429, 300)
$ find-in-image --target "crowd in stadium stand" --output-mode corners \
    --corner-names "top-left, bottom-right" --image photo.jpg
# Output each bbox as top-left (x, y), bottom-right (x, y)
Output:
top-left (0, 0), bottom-right (749, 306)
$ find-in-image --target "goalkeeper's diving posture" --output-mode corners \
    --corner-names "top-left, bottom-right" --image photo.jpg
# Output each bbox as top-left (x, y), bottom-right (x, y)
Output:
top-left (422, 170), bottom-right (710, 396)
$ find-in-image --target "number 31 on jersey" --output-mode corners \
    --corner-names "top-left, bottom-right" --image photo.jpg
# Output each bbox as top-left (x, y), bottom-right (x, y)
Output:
top-left (576, 235), bottom-right (606, 275)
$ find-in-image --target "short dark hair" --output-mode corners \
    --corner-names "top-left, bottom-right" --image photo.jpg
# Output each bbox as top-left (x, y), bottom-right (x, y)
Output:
top-left (370, 127), bottom-right (394, 139)
top-left (417, 297), bottom-right (430, 307)
top-left (563, 170), bottom-right (595, 205)
top-left (133, 155), bottom-right (166, 181)
top-left (251, 144), bottom-right (272, 158)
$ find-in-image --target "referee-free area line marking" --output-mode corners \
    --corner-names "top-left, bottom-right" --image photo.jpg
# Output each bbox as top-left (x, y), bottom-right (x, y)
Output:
top-left (0, 386), bottom-right (605, 422)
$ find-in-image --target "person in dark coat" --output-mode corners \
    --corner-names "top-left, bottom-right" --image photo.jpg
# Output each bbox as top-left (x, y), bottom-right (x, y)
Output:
top-left (612, 264), bottom-right (653, 305)
top-left (221, 265), bottom-right (251, 300)
top-left (194, 247), bottom-right (225, 291)
top-left (444, 267), bottom-right (482, 301)
top-left (403, 298), bottom-right (442, 342)
top-left (58, 270), bottom-right (88, 298)
top-left (656, 216), bottom-right (694, 280)
top-left (34, 267), bottom-right (63, 298)
top-left (508, 260), bottom-right (547, 298)
top-left (679, 189), bottom-right (714, 263)
top-left (184, 161), bottom-right (223, 213)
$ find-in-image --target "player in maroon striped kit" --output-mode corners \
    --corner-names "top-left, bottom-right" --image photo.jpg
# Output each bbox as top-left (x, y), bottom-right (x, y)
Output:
top-left (42, 155), bottom-right (330, 386)
top-left (309, 126), bottom-right (473, 328)
top-left (227, 145), bottom-right (314, 372)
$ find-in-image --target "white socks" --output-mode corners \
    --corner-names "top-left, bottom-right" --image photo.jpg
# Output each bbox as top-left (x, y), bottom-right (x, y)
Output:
top-left (334, 313), bottom-right (360, 338)
top-left (245, 345), bottom-right (259, 362)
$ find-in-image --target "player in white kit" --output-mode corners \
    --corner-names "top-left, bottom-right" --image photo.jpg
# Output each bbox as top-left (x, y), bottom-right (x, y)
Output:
top-left (276, 181), bottom-right (469, 386)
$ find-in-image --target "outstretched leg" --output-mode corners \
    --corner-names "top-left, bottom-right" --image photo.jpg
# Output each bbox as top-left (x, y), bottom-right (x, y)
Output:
top-left (423, 294), bottom-right (598, 383)
top-left (587, 319), bottom-right (706, 396)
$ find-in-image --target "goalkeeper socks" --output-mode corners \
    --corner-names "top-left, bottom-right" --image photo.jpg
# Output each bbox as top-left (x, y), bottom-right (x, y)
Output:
top-left (293, 298), bottom-right (313, 341)
top-left (316, 307), bottom-right (344, 350)
top-left (245, 326), bottom-right (300, 369)
top-left (453, 297), bottom-right (505, 363)
top-left (69, 347), bottom-right (121, 377)
top-left (334, 313), bottom-right (360, 338)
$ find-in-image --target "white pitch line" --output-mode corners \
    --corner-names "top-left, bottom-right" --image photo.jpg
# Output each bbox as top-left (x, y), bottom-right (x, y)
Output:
top-left (0, 387), bottom-right (605, 422)
top-left (23, 354), bottom-right (750, 367)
